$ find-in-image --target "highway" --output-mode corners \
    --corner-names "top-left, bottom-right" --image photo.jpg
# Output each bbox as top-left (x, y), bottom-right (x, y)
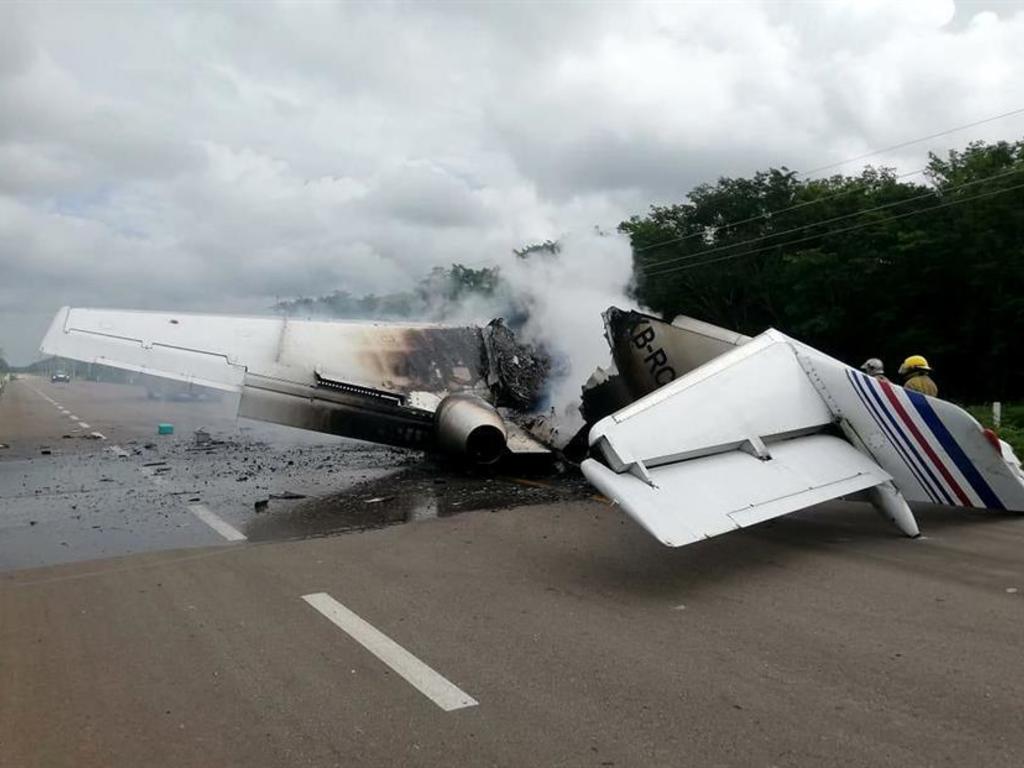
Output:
top-left (2, 375), bottom-right (1023, 767)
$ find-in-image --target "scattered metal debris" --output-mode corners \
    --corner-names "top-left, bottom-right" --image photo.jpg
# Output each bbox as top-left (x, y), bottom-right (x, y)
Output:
top-left (269, 491), bottom-right (307, 500)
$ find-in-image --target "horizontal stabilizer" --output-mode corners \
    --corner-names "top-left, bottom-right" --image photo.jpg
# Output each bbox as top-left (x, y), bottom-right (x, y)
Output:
top-left (582, 435), bottom-right (890, 547)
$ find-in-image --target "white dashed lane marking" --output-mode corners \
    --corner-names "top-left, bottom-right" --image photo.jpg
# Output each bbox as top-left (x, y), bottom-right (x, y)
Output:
top-left (187, 504), bottom-right (247, 542)
top-left (302, 592), bottom-right (479, 712)
top-left (138, 465), bottom-right (247, 541)
top-left (23, 383), bottom-right (104, 438)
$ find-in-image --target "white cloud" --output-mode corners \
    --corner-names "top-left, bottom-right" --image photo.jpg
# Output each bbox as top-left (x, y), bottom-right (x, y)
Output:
top-left (2, 0), bottom-right (1024, 361)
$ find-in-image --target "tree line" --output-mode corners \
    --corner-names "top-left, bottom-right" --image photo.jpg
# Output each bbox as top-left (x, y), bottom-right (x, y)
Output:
top-left (620, 138), bottom-right (1024, 402)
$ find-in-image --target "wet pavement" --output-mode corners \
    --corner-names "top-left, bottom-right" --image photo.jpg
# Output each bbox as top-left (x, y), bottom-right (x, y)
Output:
top-left (3, 375), bottom-right (1024, 768)
top-left (0, 376), bottom-right (591, 570)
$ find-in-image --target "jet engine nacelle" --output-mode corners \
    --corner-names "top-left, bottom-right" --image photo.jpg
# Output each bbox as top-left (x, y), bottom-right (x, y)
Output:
top-left (435, 393), bottom-right (507, 465)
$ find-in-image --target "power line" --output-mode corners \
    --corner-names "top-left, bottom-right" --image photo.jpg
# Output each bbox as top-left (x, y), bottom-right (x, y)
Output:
top-left (633, 105), bottom-right (1024, 255)
top-left (799, 106), bottom-right (1024, 178)
top-left (639, 179), bottom-right (1024, 279)
top-left (637, 165), bottom-right (1024, 273)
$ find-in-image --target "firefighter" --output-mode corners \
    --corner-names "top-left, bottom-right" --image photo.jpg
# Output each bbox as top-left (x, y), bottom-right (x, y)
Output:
top-left (860, 358), bottom-right (887, 381)
top-left (898, 355), bottom-right (937, 396)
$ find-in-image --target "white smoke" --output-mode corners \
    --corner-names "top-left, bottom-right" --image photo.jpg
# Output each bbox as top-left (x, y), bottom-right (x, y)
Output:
top-left (500, 230), bottom-right (638, 415)
top-left (434, 229), bottom-right (638, 419)
top-left (279, 227), bottom-right (641, 420)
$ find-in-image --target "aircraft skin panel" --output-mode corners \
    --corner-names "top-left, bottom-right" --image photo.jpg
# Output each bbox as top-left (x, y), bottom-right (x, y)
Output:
top-left (40, 306), bottom-right (248, 392)
top-left (582, 435), bottom-right (889, 547)
top-left (798, 347), bottom-right (1024, 511)
top-left (604, 308), bottom-right (751, 399)
top-left (40, 307), bottom-right (489, 399)
top-left (588, 333), bottom-right (834, 471)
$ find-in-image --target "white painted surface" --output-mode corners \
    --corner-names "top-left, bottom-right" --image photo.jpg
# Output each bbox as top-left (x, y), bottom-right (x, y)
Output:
top-left (187, 504), bottom-right (247, 542)
top-left (40, 306), bottom-right (482, 396)
top-left (589, 334), bottom-right (833, 470)
top-left (302, 592), bottom-right (478, 712)
top-left (583, 435), bottom-right (888, 547)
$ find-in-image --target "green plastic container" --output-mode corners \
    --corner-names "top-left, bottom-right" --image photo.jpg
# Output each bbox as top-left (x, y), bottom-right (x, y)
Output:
top-left (157, 423), bottom-right (174, 435)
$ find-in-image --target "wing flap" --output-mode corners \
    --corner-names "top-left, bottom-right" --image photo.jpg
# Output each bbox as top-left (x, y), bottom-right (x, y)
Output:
top-left (583, 435), bottom-right (890, 547)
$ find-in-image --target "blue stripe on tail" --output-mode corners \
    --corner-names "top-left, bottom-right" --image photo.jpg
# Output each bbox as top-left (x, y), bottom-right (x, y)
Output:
top-left (904, 390), bottom-right (1004, 509)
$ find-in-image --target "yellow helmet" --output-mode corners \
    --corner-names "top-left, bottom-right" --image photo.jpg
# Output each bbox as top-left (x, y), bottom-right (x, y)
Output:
top-left (898, 355), bottom-right (931, 375)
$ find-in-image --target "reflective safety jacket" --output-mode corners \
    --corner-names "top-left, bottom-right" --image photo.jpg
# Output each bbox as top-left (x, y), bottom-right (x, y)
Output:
top-left (903, 374), bottom-right (938, 397)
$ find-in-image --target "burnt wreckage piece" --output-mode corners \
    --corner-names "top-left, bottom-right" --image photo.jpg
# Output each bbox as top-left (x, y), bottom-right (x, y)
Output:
top-left (481, 318), bottom-right (551, 410)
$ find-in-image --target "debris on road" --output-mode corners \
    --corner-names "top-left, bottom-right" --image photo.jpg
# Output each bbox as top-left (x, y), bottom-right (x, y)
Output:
top-left (157, 423), bottom-right (174, 435)
top-left (269, 491), bottom-right (307, 500)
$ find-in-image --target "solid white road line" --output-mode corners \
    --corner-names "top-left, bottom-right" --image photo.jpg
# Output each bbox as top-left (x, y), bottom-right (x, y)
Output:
top-left (302, 592), bottom-right (479, 712)
top-left (188, 504), bottom-right (247, 542)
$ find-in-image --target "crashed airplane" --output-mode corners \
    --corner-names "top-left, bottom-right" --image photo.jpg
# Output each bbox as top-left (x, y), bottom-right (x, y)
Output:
top-left (41, 305), bottom-right (1024, 547)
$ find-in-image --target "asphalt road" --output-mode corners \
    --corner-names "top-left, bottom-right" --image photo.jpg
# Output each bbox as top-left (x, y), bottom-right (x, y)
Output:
top-left (2, 376), bottom-right (1024, 767)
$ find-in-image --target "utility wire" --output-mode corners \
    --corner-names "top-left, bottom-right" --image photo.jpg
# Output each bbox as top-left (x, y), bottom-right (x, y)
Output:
top-left (640, 179), bottom-right (1024, 279)
top-left (637, 165), bottom-right (1024, 273)
top-left (633, 105), bottom-right (1024, 254)
top-left (799, 106), bottom-right (1024, 177)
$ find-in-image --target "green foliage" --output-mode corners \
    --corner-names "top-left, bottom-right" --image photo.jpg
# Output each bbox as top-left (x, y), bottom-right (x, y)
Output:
top-left (514, 240), bottom-right (561, 259)
top-left (274, 263), bottom-right (507, 321)
top-left (621, 138), bottom-right (1024, 401)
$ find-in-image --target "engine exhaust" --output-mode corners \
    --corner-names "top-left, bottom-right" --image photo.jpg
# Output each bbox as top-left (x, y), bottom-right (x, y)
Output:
top-left (435, 393), bottom-right (507, 465)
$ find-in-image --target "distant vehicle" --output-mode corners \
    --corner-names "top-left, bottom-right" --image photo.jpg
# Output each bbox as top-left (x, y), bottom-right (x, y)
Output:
top-left (50, 371), bottom-right (70, 383)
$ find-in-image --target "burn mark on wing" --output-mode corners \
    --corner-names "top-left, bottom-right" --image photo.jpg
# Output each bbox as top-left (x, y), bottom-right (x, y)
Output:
top-left (355, 326), bottom-right (489, 393)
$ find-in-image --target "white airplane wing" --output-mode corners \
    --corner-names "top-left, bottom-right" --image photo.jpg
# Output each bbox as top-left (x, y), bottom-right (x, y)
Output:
top-left (40, 306), bottom-right (487, 395)
top-left (583, 332), bottom-right (891, 546)
top-left (39, 306), bottom-right (542, 461)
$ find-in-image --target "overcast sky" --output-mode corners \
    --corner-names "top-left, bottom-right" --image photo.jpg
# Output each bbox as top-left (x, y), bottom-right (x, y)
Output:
top-left (2, 0), bottom-right (1024, 362)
